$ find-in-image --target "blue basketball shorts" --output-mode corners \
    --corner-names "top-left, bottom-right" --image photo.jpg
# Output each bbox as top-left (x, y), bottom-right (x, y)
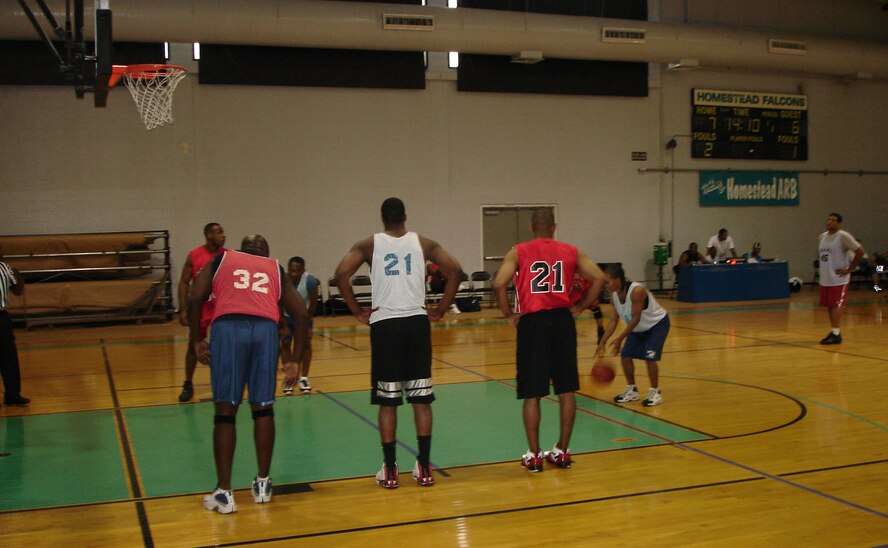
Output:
top-left (621, 315), bottom-right (670, 362)
top-left (209, 314), bottom-right (279, 406)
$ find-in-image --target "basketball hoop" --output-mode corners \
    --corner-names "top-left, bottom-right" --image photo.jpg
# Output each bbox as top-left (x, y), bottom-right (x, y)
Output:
top-left (110, 64), bottom-right (187, 130)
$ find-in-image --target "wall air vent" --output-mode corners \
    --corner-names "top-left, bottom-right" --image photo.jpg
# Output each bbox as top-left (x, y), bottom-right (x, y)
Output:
top-left (601, 27), bottom-right (646, 44)
top-left (768, 39), bottom-right (807, 55)
top-left (383, 14), bottom-right (435, 31)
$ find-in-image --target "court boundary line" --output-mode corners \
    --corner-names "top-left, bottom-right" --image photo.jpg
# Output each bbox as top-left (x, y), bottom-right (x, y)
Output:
top-left (203, 460), bottom-right (888, 546)
top-left (101, 340), bottom-right (155, 548)
top-left (424, 356), bottom-right (888, 522)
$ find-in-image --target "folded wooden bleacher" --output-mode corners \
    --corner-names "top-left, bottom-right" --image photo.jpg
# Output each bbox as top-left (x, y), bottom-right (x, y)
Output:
top-left (1, 230), bottom-right (175, 327)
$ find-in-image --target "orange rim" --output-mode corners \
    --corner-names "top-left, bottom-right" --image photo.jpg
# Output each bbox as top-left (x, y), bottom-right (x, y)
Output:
top-left (109, 64), bottom-right (186, 87)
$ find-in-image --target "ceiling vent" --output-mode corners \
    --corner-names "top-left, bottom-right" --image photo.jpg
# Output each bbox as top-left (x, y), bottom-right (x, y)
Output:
top-left (768, 39), bottom-right (807, 55)
top-left (382, 14), bottom-right (435, 31)
top-left (601, 27), bottom-right (646, 44)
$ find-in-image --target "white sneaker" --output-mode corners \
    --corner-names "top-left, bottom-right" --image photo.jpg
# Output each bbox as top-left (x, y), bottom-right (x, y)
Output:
top-left (298, 377), bottom-right (311, 393)
top-left (252, 476), bottom-right (272, 503)
top-left (203, 487), bottom-right (237, 514)
top-left (614, 385), bottom-right (639, 404)
top-left (376, 462), bottom-right (399, 489)
top-left (643, 388), bottom-right (663, 407)
top-left (412, 461), bottom-right (435, 486)
top-left (449, 303), bottom-right (461, 315)
top-left (875, 285), bottom-right (883, 293)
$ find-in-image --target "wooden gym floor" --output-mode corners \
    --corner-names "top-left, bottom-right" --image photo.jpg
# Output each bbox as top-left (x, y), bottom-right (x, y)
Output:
top-left (0, 287), bottom-right (886, 546)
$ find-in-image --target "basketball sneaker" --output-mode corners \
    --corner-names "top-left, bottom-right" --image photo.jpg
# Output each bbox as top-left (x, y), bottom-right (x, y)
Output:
top-left (252, 476), bottom-right (272, 503)
top-left (178, 381), bottom-right (193, 403)
top-left (643, 388), bottom-right (663, 407)
top-left (614, 385), bottom-right (639, 404)
top-left (203, 487), bottom-right (237, 514)
top-left (449, 303), bottom-right (461, 315)
top-left (820, 332), bottom-right (842, 345)
top-left (520, 451), bottom-right (544, 472)
top-left (544, 445), bottom-right (572, 469)
top-left (298, 377), bottom-right (311, 393)
top-left (412, 461), bottom-right (435, 486)
top-left (376, 463), bottom-right (399, 489)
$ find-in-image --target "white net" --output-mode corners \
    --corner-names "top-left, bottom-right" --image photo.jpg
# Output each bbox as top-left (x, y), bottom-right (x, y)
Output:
top-left (122, 66), bottom-right (187, 130)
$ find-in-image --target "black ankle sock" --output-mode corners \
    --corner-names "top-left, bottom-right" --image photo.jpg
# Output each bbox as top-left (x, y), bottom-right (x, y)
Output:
top-left (382, 441), bottom-right (396, 469)
top-left (417, 435), bottom-right (431, 466)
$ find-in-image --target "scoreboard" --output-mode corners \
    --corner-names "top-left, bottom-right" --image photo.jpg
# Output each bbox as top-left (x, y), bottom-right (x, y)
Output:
top-left (691, 88), bottom-right (808, 161)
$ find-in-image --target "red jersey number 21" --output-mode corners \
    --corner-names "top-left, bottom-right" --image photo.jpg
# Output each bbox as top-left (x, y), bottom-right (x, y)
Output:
top-left (529, 261), bottom-right (564, 293)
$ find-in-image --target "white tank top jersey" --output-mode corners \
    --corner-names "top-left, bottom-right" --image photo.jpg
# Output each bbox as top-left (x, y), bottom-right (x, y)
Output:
top-left (612, 282), bottom-right (667, 332)
top-left (370, 232), bottom-right (427, 323)
top-left (819, 230), bottom-right (860, 287)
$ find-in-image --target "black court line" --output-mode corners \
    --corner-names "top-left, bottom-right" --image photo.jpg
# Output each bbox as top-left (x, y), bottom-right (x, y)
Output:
top-left (101, 340), bottom-right (155, 548)
top-left (205, 457), bottom-right (888, 546)
top-left (316, 332), bottom-right (362, 351)
top-left (673, 323), bottom-right (888, 364)
top-left (426, 352), bottom-right (888, 522)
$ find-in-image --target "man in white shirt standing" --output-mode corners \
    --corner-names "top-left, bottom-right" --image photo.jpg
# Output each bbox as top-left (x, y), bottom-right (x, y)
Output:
top-left (707, 228), bottom-right (738, 262)
top-left (818, 212), bottom-right (864, 345)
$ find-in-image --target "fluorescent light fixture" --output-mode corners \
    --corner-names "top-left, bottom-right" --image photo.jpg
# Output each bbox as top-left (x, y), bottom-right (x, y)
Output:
top-left (193, 43), bottom-right (201, 60)
top-left (666, 59), bottom-right (700, 71)
top-left (447, 0), bottom-right (457, 7)
top-left (163, 42), bottom-right (170, 60)
top-left (448, 52), bottom-right (459, 68)
top-left (511, 51), bottom-right (544, 64)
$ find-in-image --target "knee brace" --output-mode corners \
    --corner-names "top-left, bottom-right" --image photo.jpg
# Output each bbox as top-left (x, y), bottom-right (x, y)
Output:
top-left (252, 408), bottom-right (274, 420)
top-left (214, 415), bottom-right (236, 425)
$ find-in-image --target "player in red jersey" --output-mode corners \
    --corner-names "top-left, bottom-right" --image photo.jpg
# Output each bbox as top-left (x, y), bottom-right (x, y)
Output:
top-left (190, 235), bottom-right (307, 514)
top-left (568, 274), bottom-right (606, 343)
top-left (177, 222), bottom-right (227, 402)
top-left (493, 208), bottom-right (606, 472)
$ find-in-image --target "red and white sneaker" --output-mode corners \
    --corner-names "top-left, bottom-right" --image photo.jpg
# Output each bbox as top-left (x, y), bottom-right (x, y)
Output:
top-left (520, 451), bottom-right (544, 473)
top-left (376, 463), bottom-right (399, 489)
top-left (544, 445), bottom-right (572, 469)
top-left (412, 461), bottom-right (435, 487)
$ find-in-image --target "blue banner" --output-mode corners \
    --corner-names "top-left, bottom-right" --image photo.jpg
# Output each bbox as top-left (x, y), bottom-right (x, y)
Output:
top-left (699, 171), bottom-right (800, 206)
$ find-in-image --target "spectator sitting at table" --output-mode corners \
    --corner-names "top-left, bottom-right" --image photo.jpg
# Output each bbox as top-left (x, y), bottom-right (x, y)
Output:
top-left (673, 242), bottom-right (709, 283)
top-left (704, 246), bottom-right (718, 264)
top-left (678, 243), bottom-right (708, 265)
top-left (708, 228), bottom-right (738, 262)
top-left (742, 242), bottom-right (763, 263)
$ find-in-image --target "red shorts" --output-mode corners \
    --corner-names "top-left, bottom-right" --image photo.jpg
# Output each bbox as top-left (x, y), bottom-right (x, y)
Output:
top-left (819, 284), bottom-right (848, 308)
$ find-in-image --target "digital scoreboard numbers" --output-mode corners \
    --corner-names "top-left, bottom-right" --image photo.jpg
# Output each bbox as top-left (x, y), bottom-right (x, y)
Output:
top-left (691, 89), bottom-right (808, 161)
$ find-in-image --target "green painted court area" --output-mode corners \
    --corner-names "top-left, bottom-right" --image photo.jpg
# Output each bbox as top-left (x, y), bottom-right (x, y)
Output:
top-left (0, 411), bottom-right (130, 511)
top-left (0, 382), bottom-right (707, 511)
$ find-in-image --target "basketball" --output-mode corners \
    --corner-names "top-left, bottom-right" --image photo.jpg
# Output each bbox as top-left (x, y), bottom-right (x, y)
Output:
top-left (591, 360), bottom-right (616, 385)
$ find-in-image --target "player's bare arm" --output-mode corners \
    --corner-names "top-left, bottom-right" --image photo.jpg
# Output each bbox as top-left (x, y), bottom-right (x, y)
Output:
top-left (335, 237), bottom-right (373, 324)
top-left (188, 263), bottom-right (213, 364)
top-left (178, 254), bottom-right (194, 326)
top-left (493, 247), bottom-right (520, 327)
top-left (573, 250), bottom-right (606, 315)
top-left (280, 279), bottom-right (308, 386)
top-left (421, 236), bottom-right (462, 321)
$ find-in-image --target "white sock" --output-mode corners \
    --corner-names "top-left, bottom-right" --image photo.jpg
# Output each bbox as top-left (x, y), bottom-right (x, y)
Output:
top-left (831, 329), bottom-right (840, 336)
top-left (256, 476), bottom-right (269, 483)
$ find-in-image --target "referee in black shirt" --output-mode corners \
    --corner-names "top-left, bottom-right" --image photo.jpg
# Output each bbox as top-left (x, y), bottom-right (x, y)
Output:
top-left (0, 245), bottom-right (29, 407)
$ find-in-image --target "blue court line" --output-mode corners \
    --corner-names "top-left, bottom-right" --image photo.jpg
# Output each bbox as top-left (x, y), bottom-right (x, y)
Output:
top-left (795, 396), bottom-right (888, 434)
top-left (317, 391), bottom-right (443, 474)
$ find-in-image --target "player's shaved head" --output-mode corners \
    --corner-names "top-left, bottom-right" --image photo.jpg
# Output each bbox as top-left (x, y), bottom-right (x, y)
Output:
top-left (530, 208), bottom-right (556, 237)
top-left (241, 235), bottom-right (270, 257)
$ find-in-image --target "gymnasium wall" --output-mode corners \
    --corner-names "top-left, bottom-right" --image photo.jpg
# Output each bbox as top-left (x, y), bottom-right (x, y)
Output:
top-left (1, 0), bottom-right (886, 306)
